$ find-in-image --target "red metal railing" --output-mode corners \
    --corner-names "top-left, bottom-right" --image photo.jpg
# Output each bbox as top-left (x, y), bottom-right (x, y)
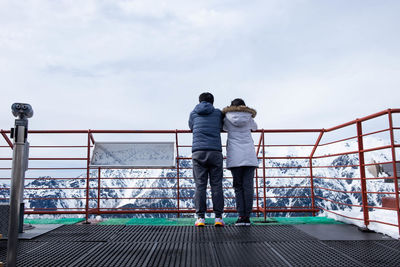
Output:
top-left (0, 109), bottom-right (399, 235)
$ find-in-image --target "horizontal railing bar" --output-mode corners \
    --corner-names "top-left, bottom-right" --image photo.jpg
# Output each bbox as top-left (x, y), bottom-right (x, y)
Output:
top-left (263, 196), bottom-right (311, 199)
top-left (259, 208), bottom-right (319, 213)
top-left (262, 157), bottom-right (311, 160)
top-left (365, 191), bottom-right (397, 195)
top-left (29, 158), bottom-right (88, 160)
top-left (261, 176), bottom-right (311, 179)
top-left (91, 177), bottom-right (230, 180)
top-left (260, 186), bottom-right (311, 189)
top-left (89, 166), bottom-right (181, 170)
top-left (92, 197), bottom-right (233, 200)
top-left (97, 207), bottom-right (190, 210)
top-left (25, 211), bottom-right (87, 214)
top-left (316, 196), bottom-right (363, 208)
top-left (313, 145), bottom-right (392, 160)
top-left (177, 186), bottom-right (310, 190)
top-left (259, 129), bottom-right (323, 133)
top-left (314, 186), bottom-right (361, 194)
top-left (0, 176), bottom-right (314, 181)
top-left (312, 150), bottom-right (358, 159)
top-left (27, 146), bottom-right (92, 148)
top-left (312, 164), bottom-right (359, 168)
top-left (258, 206), bottom-right (315, 209)
top-left (23, 177), bottom-right (87, 180)
top-left (360, 145), bottom-right (392, 153)
top-left (361, 128), bottom-right (391, 137)
top-left (325, 109), bottom-right (399, 132)
top-left (318, 129), bottom-right (390, 147)
top-left (264, 144), bottom-right (315, 147)
top-left (26, 168), bottom-right (87, 170)
top-left (264, 166), bottom-right (310, 169)
top-left (313, 176), bottom-right (361, 180)
top-left (1, 129), bottom-right (327, 134)
top-left (0, 187), bottom-right (243, 191)
top-left (365, 205), bottom-right (398, 210)
top-left (24, 197), bottom-right (86, 200)
top-left (363, 160), bottom-right (396, 167)
top-left (24, 130), bottom-right (193, 134)
top-left (23, 187), bottom-right (87, 190)
top-left (1, 128), bottom-right (329, 135)
top-left (94, 177), bottom-right (180, 180)
top-left (364, 177), bottom-right (396, 180)
top-left (319, 136), bottom-right (358, 147)
top-left (314, 176), bottom-right (397, 181)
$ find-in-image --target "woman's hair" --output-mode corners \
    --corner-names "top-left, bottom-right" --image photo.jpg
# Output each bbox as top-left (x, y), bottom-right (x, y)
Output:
top-left (231, 98), bottom-right (246, 106)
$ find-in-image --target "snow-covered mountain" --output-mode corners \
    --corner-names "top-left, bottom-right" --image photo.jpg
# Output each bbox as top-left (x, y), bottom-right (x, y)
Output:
top-left (0, 137), bottom-right (397, 223)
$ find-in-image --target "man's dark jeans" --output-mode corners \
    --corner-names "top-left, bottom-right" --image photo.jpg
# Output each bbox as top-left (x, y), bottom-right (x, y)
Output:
top-left (192, 150), bottom-right (224, 218)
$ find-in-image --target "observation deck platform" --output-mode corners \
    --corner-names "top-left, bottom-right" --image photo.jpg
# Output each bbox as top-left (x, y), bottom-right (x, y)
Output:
top-left (1, 217), bottom-right (399, 266)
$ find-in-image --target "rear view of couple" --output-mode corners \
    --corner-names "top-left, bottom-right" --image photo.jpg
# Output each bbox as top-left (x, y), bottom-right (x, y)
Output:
top-left (189, 92), bottom-right (258, 227)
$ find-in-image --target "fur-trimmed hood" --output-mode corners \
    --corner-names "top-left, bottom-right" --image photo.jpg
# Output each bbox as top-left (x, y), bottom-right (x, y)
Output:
top-left (222, 105), bottom-right (257, 118)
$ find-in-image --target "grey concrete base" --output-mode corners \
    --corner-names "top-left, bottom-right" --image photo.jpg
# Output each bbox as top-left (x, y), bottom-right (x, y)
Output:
top-left (1, 224), bottom-right (63, 240)
top-left (294, 224), bottom-right (395, 240)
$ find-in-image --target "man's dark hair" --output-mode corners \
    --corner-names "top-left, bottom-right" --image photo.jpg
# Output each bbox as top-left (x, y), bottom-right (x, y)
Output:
top-left (231, 98), bottom-right (246, 106)
top-left (199, 92), bottom-right (214, 104)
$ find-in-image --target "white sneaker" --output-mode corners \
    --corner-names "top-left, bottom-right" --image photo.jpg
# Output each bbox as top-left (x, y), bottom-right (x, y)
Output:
top-left (195, 218), bottom-right (205, 227)
top-left (214, 217), bottom-right (225, 227)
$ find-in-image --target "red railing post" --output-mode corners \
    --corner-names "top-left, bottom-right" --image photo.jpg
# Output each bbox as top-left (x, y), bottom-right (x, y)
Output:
top-left (262, 130), bottom-right (267, 221)
top-left (388, 110), bottom-right (400, 236)
top-left (309, 158), bottom-right (315, 216)
top-left (255, 167), bottom-right (259, 217)
top-left (255, 133), bottom-right (263, 217)
top-left (98, 167), bottom-right (101, 214)
top-left (309, 131), bottom-right (324, 216)
top-left (85, 130), bottom-right (92, 223)
top-left (175, 130), bottom-right (180, 218)
top-left (356, 121), bottom-right (369, 228)
top-left (1, 129), bottom-right (13, 149)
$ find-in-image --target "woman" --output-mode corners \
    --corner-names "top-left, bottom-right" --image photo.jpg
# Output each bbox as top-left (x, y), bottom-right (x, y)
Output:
top-left (222, 98), bottom-right (258, 226)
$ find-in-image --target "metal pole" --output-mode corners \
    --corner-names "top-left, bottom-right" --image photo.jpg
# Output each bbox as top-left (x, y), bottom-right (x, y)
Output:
top-left (175, 131), bottom-right (180, 218)
top-left (255, 133), bottom-right (263, 217)
top-left (356, 121), bottom-right (369, 228)
top-left (255, 168), bottom-right (260, 217)
top-left (309, 131), bottom-right (324, 216)
top-left (388, 111), bottom-right (400, 236)
top-left (7, 103), bottom-right (33, 267)
top-left (309, 158), bottom-right (315, 216)
top-left (97, 167), bottom-right (101, 214)
top-left (262, 130), bottom-right (267, 221)
top-left (85, 131), bottom-right (91, 223)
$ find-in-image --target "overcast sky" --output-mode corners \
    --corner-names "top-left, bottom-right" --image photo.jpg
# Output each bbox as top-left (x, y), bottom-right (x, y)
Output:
top-left (1, 0), bottom-right (399, 132)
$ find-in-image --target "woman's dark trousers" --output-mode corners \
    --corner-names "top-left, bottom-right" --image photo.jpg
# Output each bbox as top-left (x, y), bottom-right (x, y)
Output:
top-left (230, 166), bottom-right (255, 217)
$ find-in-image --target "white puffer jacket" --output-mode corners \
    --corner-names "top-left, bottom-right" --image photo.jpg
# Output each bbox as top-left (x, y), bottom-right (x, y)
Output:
top-left (222, 106), bottom-right (258, 169)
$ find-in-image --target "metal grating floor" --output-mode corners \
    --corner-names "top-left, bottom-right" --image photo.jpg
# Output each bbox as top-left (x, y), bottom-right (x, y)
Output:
top-left (1, 224), bottom-right (400, 266)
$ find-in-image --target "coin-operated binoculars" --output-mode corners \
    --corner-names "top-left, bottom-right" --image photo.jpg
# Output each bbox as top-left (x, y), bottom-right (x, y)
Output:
top-left (7, 103), bottom-right (33, 267)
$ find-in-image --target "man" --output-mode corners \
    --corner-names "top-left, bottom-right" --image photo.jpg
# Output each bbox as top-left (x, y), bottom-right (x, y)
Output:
top-left (189, 92), bottom-right (224, 227)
